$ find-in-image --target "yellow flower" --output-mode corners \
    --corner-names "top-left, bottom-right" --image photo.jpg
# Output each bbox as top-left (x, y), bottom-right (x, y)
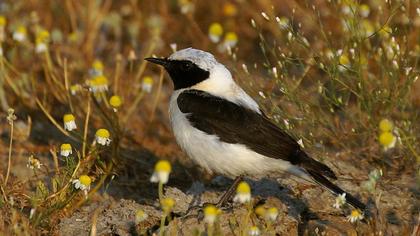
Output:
top-left (248, 226), bottom-right (260, 236)
top-left (150, 160), bottom-right (172, 184)
top-left (95, 128), bottom-right (111, 146)
top-left (347, 209), bottom-right (364, 223)
top-left (339, 54), bottom-right (350, 67)
top-left (88, 75), bottom-right (109, 93)
top-left (361, 20), bottom-right (374, 37)
top-left (254, 205), bottom-right (266, 217)
top-left (13, 26), bottom-right (27, 42)
top-left (233, 181), bottom-right (251, 203)
top-left (379, 119), bottom-right (393, 132)
top-left (223, 32), bottom-right (238, 48)
top-left (35, 30), bottom-right (50, 53)
top-left (178, 0), bottom-right (194, 14)
top-left (109, 95), bottom-right (122, 110)
top-left (92, 59), bottom-right (104, 71)
top-left (73, 175), bottom-right (92, 191)
top-left (379, 25), bottom-right (392, 38)
top-left (160, 197), bottom-right (175, 213)
top-left (70, 84), bottom-right (82, 95)
top-left (204, 205), bottom-right (220, 224)
top-left (223, 3), bottom-right (237, 17)
top-left (63, 114), bottom-right (77, 131)
top-left (0, 16), bottom-right (6, 26)
top-left (135, 209), bottom-right (148, 223)
top-left (208, 23), bottom-right (223, 43)
top-left (60, 143), bottom-right (72, 157)
top-left (359, 4), bottom-right (370, 18)
top-left (266, 207), bottom-right (279, 221)
top-left (379, 132), bottom-right (396, 150)
top-left (142, 76), bottom-right (153, 93)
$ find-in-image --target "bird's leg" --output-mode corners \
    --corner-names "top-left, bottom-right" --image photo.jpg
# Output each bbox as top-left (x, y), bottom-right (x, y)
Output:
top-left (216, 175), bottom-right (243, 208)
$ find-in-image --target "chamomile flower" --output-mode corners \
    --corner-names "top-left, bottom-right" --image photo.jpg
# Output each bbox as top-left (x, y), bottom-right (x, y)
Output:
top-left (142, 76), bottom-right (153, 93)
top-left (266, 207), bottom-right (279, 221)
top-left (233, 181), bottom-right (251, 203)
top-left (90, 59), bottom-right (104, 76)
top-left (63, 114), bottom-right (77, 131)
top-left (109, 95), bottom-right (122, 111)
top-left (204, 205), bottom-right (220, 225)
top-left (70, 84), bottom-right (82, 95)
top-left (178, 0), bottom-right (194, 14)
top-left (0, 16), bottom-right (6, 27)
top-left (208, 23), bottom-right (223, 43)
top-left (88, 75), bottom-right (109, 93)
top-left (95, 128), bottom-right (111, 146)
top-left (339, 53), bottom-right (350, 67)
top-left (223, 32), bottom-right (238, 49)
top-left (333, 193), bottom-right (346, 209)
top-left (150, 160), bottom-right (172, 184)
top-left (0, 16), bottom-right (6, 42)
top-left (135, 209), bottom-right (148, 223)
top-left (254, 205), bottom-right (266, 217)
top-left (60, 143), bottom-right (72, 157)
top-left (160, 197), bottom-right (175, 213)
top-left (379, 119), bottom-right (393, 132)
top-left (35, 30), bottom-right (50, 53)
top-left (379, 132), bottom-right (396, 151)
top-left (359, 4), bottom-right (370, 18)
top-left (347, 209), bottom-right (364, 223)
top-left (27, 155), bottom-right (42, 169)
top-left (13, 26), bottom-right (27, 42)
top-left (72, 175), bottom-right (92, 192)
top-left (361, 20), bottom-right (374, 37)
top-left (248, 226), bottom-right (260, 236)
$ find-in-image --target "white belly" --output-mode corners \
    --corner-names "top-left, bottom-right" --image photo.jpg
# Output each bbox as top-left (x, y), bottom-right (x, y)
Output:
top-left (169, 90), bottom-right (311, 180)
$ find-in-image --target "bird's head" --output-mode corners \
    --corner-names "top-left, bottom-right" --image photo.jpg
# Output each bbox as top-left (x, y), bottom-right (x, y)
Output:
top-left (146, 48), bottom-right (230, 90)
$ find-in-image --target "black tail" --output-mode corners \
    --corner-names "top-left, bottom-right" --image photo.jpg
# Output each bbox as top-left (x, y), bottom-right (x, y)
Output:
top-left (307, 169), bottom-right (366, 211)
top-left (295, 150), bottom-right (337, 180)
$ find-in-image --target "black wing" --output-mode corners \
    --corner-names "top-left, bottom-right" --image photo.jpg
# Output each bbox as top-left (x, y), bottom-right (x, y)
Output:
top-left (177, 89), bottom-right (336, 179)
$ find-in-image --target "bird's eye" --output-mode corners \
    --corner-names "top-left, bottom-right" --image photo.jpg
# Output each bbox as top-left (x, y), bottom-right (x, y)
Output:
top-left (182, 62), bottom-right (193, 70)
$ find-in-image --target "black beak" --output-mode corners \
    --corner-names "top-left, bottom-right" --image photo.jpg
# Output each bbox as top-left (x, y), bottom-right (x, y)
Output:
top-left (145, 57), bottom-right (169, 67)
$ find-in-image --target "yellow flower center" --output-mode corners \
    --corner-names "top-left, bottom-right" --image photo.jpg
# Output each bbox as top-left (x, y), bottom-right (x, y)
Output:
top-left (161, 198), bottom-right (175, 211)
top-left (0, 16), bottom-right (6, 26)
top-left (208, 23), bottom-right (223, 36)
top-left (379, 119), bottom-right (393, 132)
top-left (379, 132), bottom-right (395, 146)
top-left (63, 114), bottom-right (75, 123)
top-left (79, 175), bottom-right (92, 186)
top-left (204, 205), bottom-right (219, 217)
top-left (16, 26), bottom-right (27, 34)
top-left (143, 76), bottom-right (153, 85)
top-left (60, 143), bottom-right (72, 151)
top-left (155, 160), bottom-right (172, 173)
top-left (267, 207), bottom-right (278, 216)
top-left (96, 128), bottom-right (110, 138)
top-left (351, 209), bottom-right (362, 217)
top-left (224, 32), bottom-right (238, 43)
top-left (254, 206), bottom-right (266, 216)
top-left (109, 95), bottom-right (122, 108)
top-left (91, 75), bottom-right (108, 86)
top-left (236, 181), bottom-right (251, 194)
top-left (36, 30), bottom-right (50, 43)
top-left (339, 54), bottom-right (350, 65)
top-left (92, 60), bottom-right (104, 71)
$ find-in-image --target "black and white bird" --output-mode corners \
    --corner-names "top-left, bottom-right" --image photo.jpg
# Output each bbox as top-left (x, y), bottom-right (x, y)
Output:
top-left (145, 48), bottom-right (365, 211)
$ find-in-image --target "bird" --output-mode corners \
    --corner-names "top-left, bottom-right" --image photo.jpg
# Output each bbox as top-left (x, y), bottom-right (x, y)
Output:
top-left (145, 48), bottom-right (366, 211)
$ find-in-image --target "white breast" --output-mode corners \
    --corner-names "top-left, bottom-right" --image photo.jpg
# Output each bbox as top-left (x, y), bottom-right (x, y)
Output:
top-left (169, 90), bottom-right (311, 180)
